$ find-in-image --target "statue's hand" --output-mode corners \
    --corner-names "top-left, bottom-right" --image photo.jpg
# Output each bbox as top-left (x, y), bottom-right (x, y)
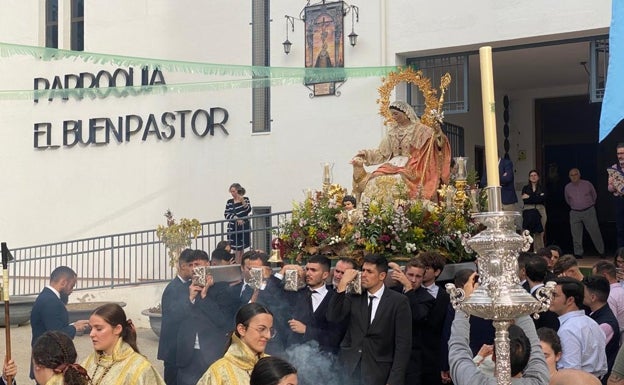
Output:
top-left (350, 157), bottom-right (364, 166)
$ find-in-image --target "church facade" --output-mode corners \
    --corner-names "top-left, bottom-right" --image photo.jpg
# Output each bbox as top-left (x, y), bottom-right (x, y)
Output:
top-left (0, 0), bottom-right (611, 247)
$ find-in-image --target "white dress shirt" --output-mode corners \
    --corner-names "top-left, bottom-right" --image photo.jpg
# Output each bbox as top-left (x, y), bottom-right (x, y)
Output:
top-left (557, 309), bottom-right (607, 377)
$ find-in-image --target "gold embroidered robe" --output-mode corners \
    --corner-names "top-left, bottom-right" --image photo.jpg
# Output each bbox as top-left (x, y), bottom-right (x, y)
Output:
top-left (44, 374), bottom-right (65, 385)
top-left (195, 335), bottom-right (268, 385)
top-left (82, 339), bottom-right (166, 385)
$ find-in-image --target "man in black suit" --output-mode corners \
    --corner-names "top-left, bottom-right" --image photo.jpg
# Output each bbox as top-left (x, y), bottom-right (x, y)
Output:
top-left (327, 254), bottom-right (412, 385)
top-left (225, 250), bottom-right (270, 312)
top-left (332, 257), bottom-right (357, 290)
top-left (583, 275), bottom-right (620, 381)
top-left (30, 266), bottom-right (89, 380)
top-left (517, 252), bottom-right (533, 293)
top-left (158, 249), bottom-right (204, 385)
top-left (525, 255), bottom-right (559, 331)
top-left (418, 251), bottom-right (450, 385)
top-left (536, 248), bottom-right (557, 281)
top-left (224, 249), bottom-right (287, 353)
top-left (390, 258), bottom-right (435, 385)
top-left (282, 255), bottom-right (346, 353)
top-left (176, 250), bottom-right (229, 385)
top-left (210, 247), bottom-right (234, 266)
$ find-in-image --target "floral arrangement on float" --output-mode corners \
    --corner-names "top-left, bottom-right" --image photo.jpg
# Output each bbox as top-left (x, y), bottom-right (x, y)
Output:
top-left (277, 184), bottom-right (348, 259)
top-left (276, 179), bottom-right (479, 265)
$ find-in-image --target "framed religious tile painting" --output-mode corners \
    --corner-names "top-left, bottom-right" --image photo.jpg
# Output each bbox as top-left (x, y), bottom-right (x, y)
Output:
top-left (304, 1), bottom-right (345, 96)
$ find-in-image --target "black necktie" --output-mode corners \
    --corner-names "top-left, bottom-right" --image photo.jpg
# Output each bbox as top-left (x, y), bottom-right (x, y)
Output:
top-left (368, 295), bottom-right (375, 324)
top-left (241, 284), bottom-right (253, 303)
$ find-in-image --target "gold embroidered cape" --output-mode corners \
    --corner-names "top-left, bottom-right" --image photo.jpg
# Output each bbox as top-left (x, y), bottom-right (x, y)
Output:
top-left (81, 338), bottom-right (166, 385)
top-left (196, 334), bottom-right (269, 385)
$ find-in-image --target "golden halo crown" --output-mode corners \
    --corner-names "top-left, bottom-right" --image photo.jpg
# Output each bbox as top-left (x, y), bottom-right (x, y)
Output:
top-left (377, 67), bottom-right (451, 129)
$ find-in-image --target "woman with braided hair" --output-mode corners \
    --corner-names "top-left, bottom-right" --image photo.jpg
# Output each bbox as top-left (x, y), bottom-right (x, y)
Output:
top-left (31, 330), bottom-right (89, 385)
top-left (82, 303), bottom-right (165, 385)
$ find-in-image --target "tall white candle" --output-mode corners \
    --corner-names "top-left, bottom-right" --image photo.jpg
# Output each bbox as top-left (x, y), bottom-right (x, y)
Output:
top-left (479, 46), bottom-right (500, 187)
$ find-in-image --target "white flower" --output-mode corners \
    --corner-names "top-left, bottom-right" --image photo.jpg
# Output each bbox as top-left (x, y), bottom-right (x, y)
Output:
top-left (328, 236), bottom-right (343, 245)
top-left (422, 199), bottom-right (437, 212)
top-left (430, 108), bottom-right (445, 124)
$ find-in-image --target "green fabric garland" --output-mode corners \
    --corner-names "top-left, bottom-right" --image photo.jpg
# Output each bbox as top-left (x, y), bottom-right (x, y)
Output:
top-left (0, 41), bottom-right (398, 100)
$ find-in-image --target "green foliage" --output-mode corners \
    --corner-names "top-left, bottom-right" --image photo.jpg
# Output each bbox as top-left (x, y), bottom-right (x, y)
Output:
top-left (156, 210), bottom-right (201, 267)
top-left (466, 169), bottom-right (479, 187)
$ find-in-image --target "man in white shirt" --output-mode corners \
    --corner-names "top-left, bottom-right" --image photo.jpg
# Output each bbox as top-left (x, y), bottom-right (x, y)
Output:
top-left (549, 277), bottom-right (607, 378)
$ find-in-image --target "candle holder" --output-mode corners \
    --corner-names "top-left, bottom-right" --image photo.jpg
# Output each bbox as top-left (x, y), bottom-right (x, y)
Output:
top-left (453, 157), bottom-right (468, 209)
top-left (454, 156), bottom-right (468, 181)
top-left (321, 162), bottom-right (334, 190)
top-left (453, 45), bottom-right (553, 385)
top-left (469, 188), bottom-right (480, 213)
top-left (444, 185), bottom-right (456, 211)
top-left (446, 197), bottom-right (555, 385)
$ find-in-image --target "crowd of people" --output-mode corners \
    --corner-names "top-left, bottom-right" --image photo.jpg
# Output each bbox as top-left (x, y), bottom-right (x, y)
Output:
top-left (509, 246), bottom-right (624, 385)
top-left (153, 244), bottom-right (624, 385)
top-left (10, 245), bottom-right (624, 385)
top-left (8, 144), bottom-right (624, 385)
top-left (154, 247), bottom-right (457, 385)
top-left (487, 143), bottom-right (624, 260)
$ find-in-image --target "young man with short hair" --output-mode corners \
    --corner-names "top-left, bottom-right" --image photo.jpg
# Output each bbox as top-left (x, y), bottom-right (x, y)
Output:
top-left (328, 254), bottom-right (412, 385)
top-left (549, 277), bottom-right (607, 378)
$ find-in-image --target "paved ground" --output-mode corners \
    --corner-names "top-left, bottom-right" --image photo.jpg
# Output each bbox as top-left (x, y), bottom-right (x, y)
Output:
top-left (0, 325), bottom-right (162, 384)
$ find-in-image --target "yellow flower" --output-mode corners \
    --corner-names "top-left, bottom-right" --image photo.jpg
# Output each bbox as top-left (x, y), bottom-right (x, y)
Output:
top-left (368, 201), bottom-right (381, 215)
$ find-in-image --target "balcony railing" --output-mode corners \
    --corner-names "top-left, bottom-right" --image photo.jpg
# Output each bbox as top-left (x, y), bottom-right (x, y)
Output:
top-left (8, 211), bottom-right (292, 296)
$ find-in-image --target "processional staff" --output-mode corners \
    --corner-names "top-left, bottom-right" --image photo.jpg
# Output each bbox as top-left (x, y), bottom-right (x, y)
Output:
top-left (1, 243), bottom-right (13, 385)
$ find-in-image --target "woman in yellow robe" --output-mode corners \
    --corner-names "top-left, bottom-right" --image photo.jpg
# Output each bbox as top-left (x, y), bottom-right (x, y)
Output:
top-left (196, 303), bottom-right (274, 385)
top-left (352, 100), bottom-right (451, 202)
top-left (31, 331), bottom-right (90, 385)
top-left (82, 303), bottom-right (166, 385)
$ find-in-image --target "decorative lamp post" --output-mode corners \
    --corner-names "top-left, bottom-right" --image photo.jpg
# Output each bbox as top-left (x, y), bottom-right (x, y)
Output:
top-left (348, 31), bottom-right (358, 47)
top-left (282, 15), bottom-right (296, 55)
top-left (283, 39), bottom-right (292, 55)
top-left (347, 4), bottom-right (359, 47)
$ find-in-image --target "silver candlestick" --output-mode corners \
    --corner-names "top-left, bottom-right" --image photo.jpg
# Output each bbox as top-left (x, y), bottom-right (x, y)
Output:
top-left (446, 188), bottom-right (554, 385)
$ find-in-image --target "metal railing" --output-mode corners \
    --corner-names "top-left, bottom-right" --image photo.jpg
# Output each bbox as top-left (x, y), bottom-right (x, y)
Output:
top-left (8, 211), bottom-right (292, 296)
